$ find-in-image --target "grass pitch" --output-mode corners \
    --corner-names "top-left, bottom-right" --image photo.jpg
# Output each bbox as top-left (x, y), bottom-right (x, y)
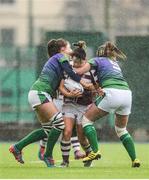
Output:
top-left (0, 142), bottom-right (148, 179)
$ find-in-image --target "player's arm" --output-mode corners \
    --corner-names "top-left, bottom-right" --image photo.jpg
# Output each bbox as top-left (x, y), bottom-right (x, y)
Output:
top-left (61, 61), bottom-right (92, 90)
top-left (73, 60), bottom-right (95, 90)
top-left (60, 56), bottom-right (81, 82)
top-left (74, 62), bottom-right (91, 75)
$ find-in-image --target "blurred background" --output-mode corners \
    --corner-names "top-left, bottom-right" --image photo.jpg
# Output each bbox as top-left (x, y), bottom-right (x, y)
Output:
top-left (0, 0), bottom-right (149, 142)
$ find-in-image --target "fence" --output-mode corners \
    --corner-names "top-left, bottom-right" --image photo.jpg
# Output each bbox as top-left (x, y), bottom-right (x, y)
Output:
top-left (0, 46), bottom-right (36, 123)
top-left (116, 36), bottom-right (149, 129)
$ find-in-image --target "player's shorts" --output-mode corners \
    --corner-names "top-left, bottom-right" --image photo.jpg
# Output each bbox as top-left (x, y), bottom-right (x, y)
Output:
top-left (28, 90), bottom-right (52, 110)
top-left (53, 98), bottom-right (63, 112)
top-left (62, 102), bottom-right (87, 124)
top-left (95, 88), bottom-right (132, 115)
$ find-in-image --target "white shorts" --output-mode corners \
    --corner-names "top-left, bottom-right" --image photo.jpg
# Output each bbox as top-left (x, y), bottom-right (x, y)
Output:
top-left (62, 103), bottom-right (87, 124)
top-left (53, 98), bottom-right (63, 111)
top-left (95, 88), bottom-right (132, 115)
top-left (28, 90), bottom-right (52, 110)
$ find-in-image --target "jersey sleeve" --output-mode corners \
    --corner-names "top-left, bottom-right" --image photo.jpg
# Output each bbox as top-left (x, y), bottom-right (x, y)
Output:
top-left (59, 54), bottom-right (70, 63)
top-left (88, 58), bottom-right (97, 67)
top-left (61, 61), bottom-right (81, 82)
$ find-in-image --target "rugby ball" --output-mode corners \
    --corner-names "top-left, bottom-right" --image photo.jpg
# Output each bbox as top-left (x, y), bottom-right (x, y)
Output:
top-left (64, 79), bottom-right (84, 93)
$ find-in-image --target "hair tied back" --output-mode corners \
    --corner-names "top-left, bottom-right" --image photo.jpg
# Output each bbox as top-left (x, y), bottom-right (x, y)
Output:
top-left (72, 41), bottom-right (87, 50)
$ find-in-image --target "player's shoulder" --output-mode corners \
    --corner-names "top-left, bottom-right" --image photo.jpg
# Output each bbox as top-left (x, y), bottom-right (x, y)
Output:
top-left (88, 57), bottom-right (99, 66)
top-left (55, 53), bottom-right (69, 63)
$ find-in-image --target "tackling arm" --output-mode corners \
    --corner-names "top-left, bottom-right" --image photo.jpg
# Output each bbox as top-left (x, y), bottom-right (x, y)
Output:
top-left (74, 62), bottom-right (91, 75)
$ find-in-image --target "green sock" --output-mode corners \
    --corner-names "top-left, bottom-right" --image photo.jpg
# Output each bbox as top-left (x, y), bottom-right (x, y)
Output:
top-left (44, 128), bottom-right (61, 158)
top-left (15, 128), bottom-right (47, 151)
top-left (120, 133), bottom-right (136, 161)
top-left (83, 124), bottom-right (99, 152)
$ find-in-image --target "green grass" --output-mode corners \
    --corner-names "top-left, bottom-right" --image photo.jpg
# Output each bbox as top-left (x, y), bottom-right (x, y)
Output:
top-left (0, 143), bottom-right (149, 179)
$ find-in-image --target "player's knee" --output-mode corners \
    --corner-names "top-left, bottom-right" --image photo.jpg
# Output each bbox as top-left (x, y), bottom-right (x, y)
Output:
top-left (51, 112), bottom-right (65, 131)
top-left (115, 126), bottom-right (128, 138)
top-left (82, 115), bottom-right (93, 128)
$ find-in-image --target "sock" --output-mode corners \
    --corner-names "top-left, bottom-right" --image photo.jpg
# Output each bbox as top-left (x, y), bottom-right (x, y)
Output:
top-left (82, 144), bottom-right (92, 155)
top-left (120, 133), bottom-right (136, 161)
top-left (60, 140), bottom-right (71, 163)
top-left (44, 128), bottom-right (61, 158)
top-left (15, 128), bottom-right (47, 151)
top-left (83, 124), bottom-right (99, 153)
top-left (71, 136), bottom-right (80, 153)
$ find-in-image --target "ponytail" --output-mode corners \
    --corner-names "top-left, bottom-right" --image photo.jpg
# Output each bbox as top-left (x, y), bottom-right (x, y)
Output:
top-left (96, 41), bottom-right (127, 60)
top-left (72, 40), bottom-right (87, 60)
top-left (72, 41), bottom-right (87, 51)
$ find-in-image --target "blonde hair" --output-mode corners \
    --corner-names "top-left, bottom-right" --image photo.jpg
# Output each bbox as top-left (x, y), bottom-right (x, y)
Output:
top-left (96, 41), bottom-right (127, 60)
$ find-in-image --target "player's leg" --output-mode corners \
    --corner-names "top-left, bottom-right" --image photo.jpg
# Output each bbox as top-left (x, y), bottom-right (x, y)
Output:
top-left (10, 90), bottom-right (64, 166)
top-left (71, 125), bottom-right (85, 160)
top-left (82, 103), bottom-right (107, 153)
top-left (82, 103), bottom-right (108, 163)
top-left (115, 114), bottom-right (140, 167)
top-left (60, 116), bottom-right (75, 167)
top-left (38, 98), bottom-right (63, 161)
top-left (9, 128), bottom-right (47, 164)
top-left (115, 89), bottom-right (140, 167)
top-left (76, 123), bottom-right (93, 167)
top-left (37, 102), bottom-right (65, 167)
top-left (76, 123), bottom-right (91, 156)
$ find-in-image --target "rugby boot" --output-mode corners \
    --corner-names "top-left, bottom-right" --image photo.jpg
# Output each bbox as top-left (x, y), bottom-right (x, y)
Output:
top-left (132, 158), bottom-right (141, 168)
top-left (83, 150), bottom-right (101, 163)
top-left (59, 161), bottom-right (69, 168)
top-left (84, 160), bottom-right (93, 167)
top-left (9, 144), bottom-right (24, 164)
top-left (43, 156), bottom-right (55, 167)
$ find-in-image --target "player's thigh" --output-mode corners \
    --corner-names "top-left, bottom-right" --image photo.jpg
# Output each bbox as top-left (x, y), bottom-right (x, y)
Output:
top-left (35, 101), bottom-right (59, 123)
top-left (85, 103), bottom-right (108, 121)
top-left (28, 90), bottom-right (59, 123)
top-left (64, 116), bottom-right (75, 131)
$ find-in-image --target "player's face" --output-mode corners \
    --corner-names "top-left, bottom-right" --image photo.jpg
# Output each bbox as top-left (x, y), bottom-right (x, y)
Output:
top-left (73, 61), bottom-right (81, 68)
top-left (72, 57), bottom-right (86, 68)
top-left (63, 42), bottom-right (73, 55)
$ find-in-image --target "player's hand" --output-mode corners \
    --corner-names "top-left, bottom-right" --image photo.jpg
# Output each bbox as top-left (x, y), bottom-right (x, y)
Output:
top-left (80, 80), bottom-right (94, 90)
top-left (96, 87), bottom-right (105, 96)
top-left (69, 89), bottom-right (83, 97)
